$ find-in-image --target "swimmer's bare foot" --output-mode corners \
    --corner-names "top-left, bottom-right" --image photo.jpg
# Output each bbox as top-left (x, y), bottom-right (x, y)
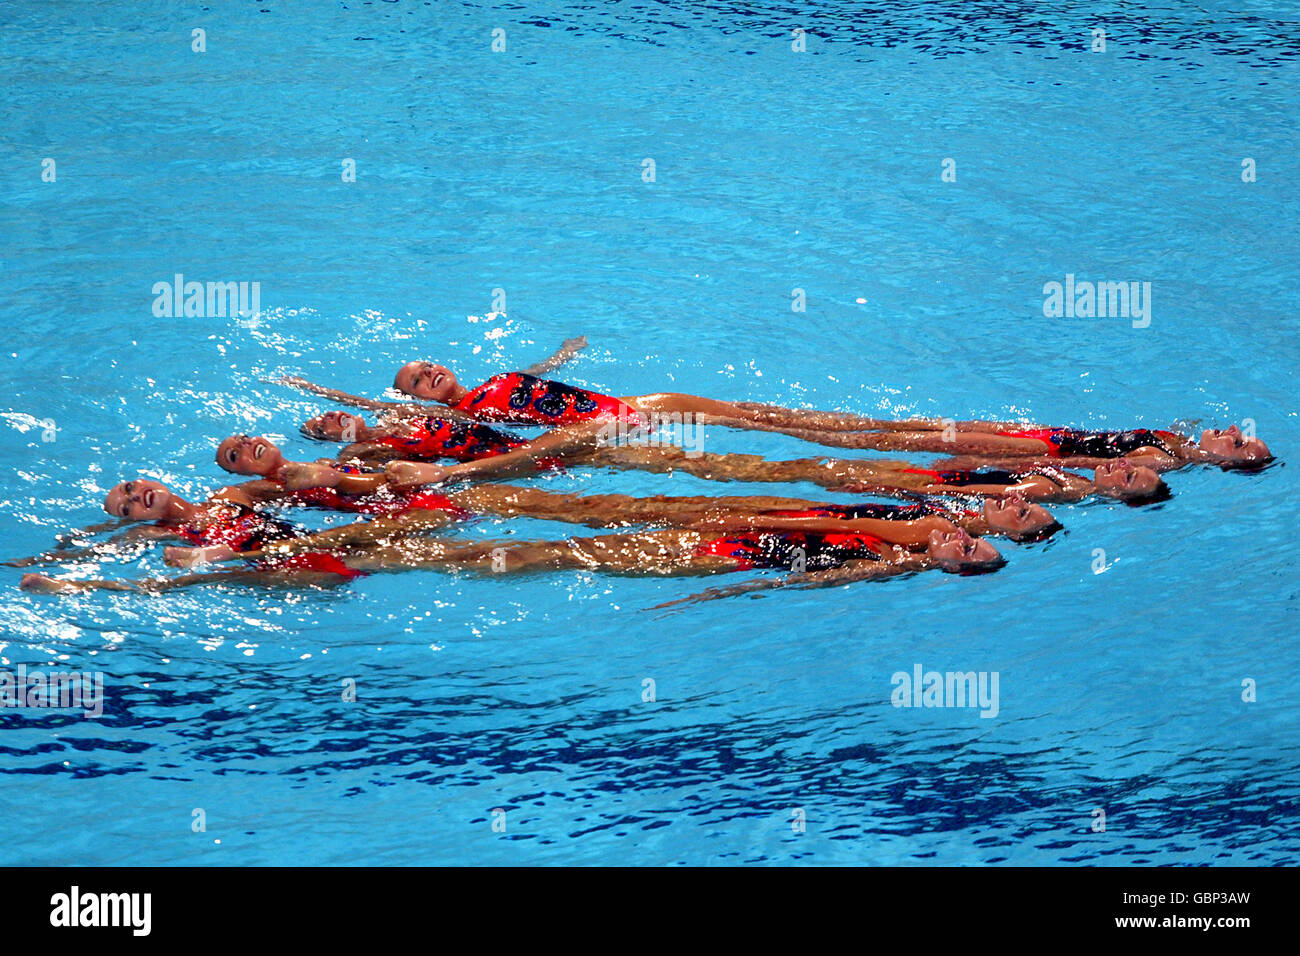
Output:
top-left (20, 573), bottom-right (86, 594)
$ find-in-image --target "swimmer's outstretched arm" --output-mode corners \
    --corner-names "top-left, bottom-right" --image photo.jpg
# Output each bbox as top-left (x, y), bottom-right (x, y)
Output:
top-left (692, 512), bottom-right (953, 546)
top-left (1035, 452), bottom-right (1182, 472)
top-left (4, 524), bottom-right (177, 568)
top-left (335, 441), bottom-right (404, 464)
top-left (279, 375), bottom-right (421, 413)
top-left (52, 517), bottom-right (133, 544)
top-left (652, 554), bottom-right (926, 609)
top-left (386, 420), bottom-right (614, 487)
top-left (280, 375), bottom-right (481, 423)
top-left (520, 336), bottom-right (588, 377)
top-left (279, 462), bottom-right (390, 494)
top-left (234, 510), bottom-right (460, 560)
top-left (931, 452), bottom-right (1182, 475)
top-left (832, 471), bottom-right (1087, 504)
top-left (221, 478), bottom-right (290, 505)
top-left (227, 463), bottom-right (389, 500)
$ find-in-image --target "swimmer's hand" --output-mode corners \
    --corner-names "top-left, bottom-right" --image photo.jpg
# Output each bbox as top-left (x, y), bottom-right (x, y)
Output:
top-left (563, 335), bottom-right (588, 351)
top-left (20, 573), bottom-right (85, 594)
top-left (164, 546), bottom-right (207, 568)
top-left (164, 544), bottom-right (238, 568)
top-left (385, 461), bottom-right (448, 490)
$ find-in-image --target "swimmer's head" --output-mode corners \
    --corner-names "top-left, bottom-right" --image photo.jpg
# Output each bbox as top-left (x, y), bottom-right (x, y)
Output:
top-left (1199, 425), bottom-right (1273, 469)
top-left (981, 493), bottom-right (1056, 540)
top-left (396, 361), bottom-right (457, 402)
top-left (1093, 458), bottom-right (1162, 497)
top-left (104, 479), bottom-right (172, 521)
top-left (216, 434), bottom-right (284, 476)
top-left (302, 410), bottom-right (365, 442)
top-left (926, 526), bottom-right (1004, 572)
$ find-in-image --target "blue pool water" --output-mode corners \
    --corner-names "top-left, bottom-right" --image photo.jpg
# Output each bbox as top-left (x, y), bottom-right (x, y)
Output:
top-left (1, 1), bottom-right (1298, 865)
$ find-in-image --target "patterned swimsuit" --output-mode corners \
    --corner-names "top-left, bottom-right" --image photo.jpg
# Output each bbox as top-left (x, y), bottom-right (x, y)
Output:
top-left (173, 502), bottom-right (362, 580)
top-left (455, 372), bottom-right (647, 429)
top-left (995, 428), bottom-right (1178, 459)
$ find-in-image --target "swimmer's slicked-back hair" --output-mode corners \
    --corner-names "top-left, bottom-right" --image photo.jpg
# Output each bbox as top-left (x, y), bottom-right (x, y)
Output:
top-left (955, 555), bottom-right (1008, 576)
top-left (1218, 455), bottom-right (1277, 473)
top-left (1122, 480), bottom-right (1173, 508)
top-left (1011, 520), bottom-right (1064, 543)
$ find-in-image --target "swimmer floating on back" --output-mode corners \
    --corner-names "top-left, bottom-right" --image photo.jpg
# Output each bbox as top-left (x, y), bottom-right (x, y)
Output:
top-left (280, 336), bottom-right (589, 420)
top-left (283, 360), bottom-right (950, 448)
top-left (20, 517), bottom-right (1002, 596)
top-left (721, 421), bottom-right (1272, 471)
top-left (208, 436), bottom-right (1044, 544)
top-left (286, 356), bottom-right (1270, 470)
top-left (11, 479), bottom-right (361, 582)
top-left (380, 439), bottom-right (1166, 509)
top-left (216, 427), bottom-right (1067, 537)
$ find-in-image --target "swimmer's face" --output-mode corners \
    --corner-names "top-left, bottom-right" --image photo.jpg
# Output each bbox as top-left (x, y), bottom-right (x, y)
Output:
top-left (396, 361), bottom-right (457, 401)
top-left (1199, 425), bottom-right (1271, 466)
top-left (1093, 458), bottom-right (1161, 497)
top-left (216, 434), bottom-right (284, 476)
top-left (303, 410), bottom-right (363, 441)
top-left (104, 479), bottom-right (171, 521)
top-left (982, 493), bottom-right (1053, 536)
top-left (927, 527), bottom-right (1002, 571)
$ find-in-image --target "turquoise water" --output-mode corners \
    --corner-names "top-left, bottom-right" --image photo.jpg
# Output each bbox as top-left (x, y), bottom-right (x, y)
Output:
top-left (1, 1), bottom-right (1298, 865)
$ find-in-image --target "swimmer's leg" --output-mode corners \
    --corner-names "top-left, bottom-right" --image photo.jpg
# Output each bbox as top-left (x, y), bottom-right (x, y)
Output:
top-left (651, 556), bottom-right (920, 609)
top-left (4, 525), bottom-right (174, 568)
top-left (731, 428), bottom-right (1048, 455)
top-left (631, 395), bottom-right (1032, 435)
top-left (582, 445), bottom-right (934, 492)
top-left (19, 569), bottom-right (347, 595)
top-left (344, 530), bottom-right (733, 577)
top-left (341, 536), bottom-right (587, 574)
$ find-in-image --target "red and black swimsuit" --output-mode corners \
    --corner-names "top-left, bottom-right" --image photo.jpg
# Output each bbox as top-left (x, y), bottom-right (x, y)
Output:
top-left (995, 427), bottom-right (1178, 459)
top-left (455, 372), bottom-right (647, 429)
top-left (287, 485), bottom-right (472, 520)
top-left (763, 502), bottom-right (934, 521)
top-left (373, 417), bottom-right (526, 462)
top-left (173, 502), bottom-right (363, 580)
top-left (902, 465), bottom-right (1070, 487)
top-left (697, 530), bottom-right (887, 572)
top-left (175, 502), bottom-right (299, 552)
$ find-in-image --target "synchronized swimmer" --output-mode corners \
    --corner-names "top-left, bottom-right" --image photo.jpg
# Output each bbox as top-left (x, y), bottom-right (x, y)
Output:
top-left (17, 475), bottom-right (1006, 594)
top-left (16, 333), bottom-right (1276, 600)
top-left (284, 358), bottom-right (1271, 468)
